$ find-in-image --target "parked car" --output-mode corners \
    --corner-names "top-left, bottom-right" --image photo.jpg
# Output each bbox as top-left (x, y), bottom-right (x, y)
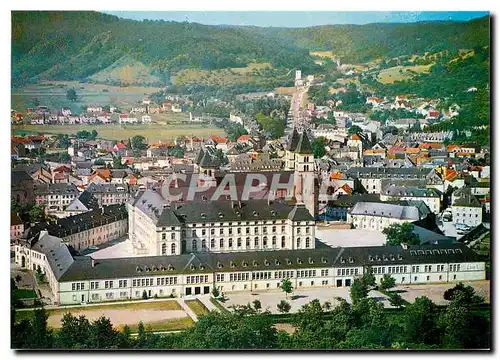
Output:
top-left (88, 246), bottom-right (99, 251)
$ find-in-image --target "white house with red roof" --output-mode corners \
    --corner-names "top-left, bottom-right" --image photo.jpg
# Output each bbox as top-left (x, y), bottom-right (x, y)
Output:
top-left (119, 114), bottom-right (138, 124)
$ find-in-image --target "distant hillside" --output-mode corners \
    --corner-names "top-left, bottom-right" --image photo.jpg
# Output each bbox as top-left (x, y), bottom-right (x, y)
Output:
top-left (12, 12), bottom-right (489, 88)
top-left (245, 16), bottom-right (490, 63)
top-left (11, 11), bottom-right (318, 87)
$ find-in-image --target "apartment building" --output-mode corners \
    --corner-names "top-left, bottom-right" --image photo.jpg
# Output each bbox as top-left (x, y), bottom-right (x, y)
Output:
top-left (34, 183), bottom-right (79, 214)
top-left (346, 167), bottom-right (442, 194)
top-left (380, 185), bottom-right (441, 214)
top-left (86, 183), bottom-right (133, 206)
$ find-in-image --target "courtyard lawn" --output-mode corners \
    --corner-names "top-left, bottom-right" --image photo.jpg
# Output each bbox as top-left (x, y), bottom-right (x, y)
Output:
top-left (14, 289), bottom-right (37, 299)
top-left (126, 316), bottom-right (195, 333)
top-left (15, 299), bottom-right (188, 331)
top-left (185, 299), bottom-right (210, 317)
top-left (12, 123), bottom-right (226, 142)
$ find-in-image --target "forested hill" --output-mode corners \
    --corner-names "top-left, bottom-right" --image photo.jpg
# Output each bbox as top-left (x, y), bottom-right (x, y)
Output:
top-left (11, 11), bottom-right (318, 87)
top-left (247, 16), bottom-right (490, 63)
top-left (11, 11), bottom-right (489, 87)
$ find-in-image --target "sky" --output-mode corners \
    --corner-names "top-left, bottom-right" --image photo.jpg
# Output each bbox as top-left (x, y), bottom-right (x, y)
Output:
top-left (103, 11), bottom-right (489, 28)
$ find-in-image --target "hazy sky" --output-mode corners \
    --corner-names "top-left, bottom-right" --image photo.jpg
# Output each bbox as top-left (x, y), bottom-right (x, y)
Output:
top-left (103, 11), bottom-right (488, 27)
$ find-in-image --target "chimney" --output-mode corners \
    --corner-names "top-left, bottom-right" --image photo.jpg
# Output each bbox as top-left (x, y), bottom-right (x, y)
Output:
top-left (101, 207), bottom-right (104, 215)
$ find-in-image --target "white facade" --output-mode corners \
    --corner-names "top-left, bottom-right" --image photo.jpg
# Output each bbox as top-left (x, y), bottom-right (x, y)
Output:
top-left (451, 206), bottom-right (482, 227)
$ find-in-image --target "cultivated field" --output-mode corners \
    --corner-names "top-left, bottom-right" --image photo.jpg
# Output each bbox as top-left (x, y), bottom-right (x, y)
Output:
top-left (12, 124), bottom-right (226, 142)
top-left (11, 81), bottom-right (163, 114)
top-left (377, 64), bottom-right (432, 84)
top-left (310, 51), bottom-right (336, 59)
top-left (89, 55), bottom-right (161, 85)
top-left (172, 62), bottom-right (277, 86)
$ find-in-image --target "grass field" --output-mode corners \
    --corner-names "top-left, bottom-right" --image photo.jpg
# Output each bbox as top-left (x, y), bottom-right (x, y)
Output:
top-left (15, 300), bottom-right (194, 331)
top-left (310, 51), bottom-right (336, 59)
top-left (12, 123), bottom-right (226, 142)
top-left (126, 317), bottom-right (195, 333)
top-left (185, 299), bottom-right (210, 317)
top-left (11, 81), bottom-right (163, 114)
top-left (377, 64), bottom-right (432, 84)
top-left (14, 289), bottom-right (37, 299)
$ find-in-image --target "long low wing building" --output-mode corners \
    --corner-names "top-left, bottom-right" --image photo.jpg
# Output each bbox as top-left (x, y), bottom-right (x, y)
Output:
top-left (14, 232), bottom-right (485, 305)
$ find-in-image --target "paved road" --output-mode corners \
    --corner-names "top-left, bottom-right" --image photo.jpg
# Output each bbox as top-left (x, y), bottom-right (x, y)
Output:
top-left (288, 85), bottom-right (309, 131)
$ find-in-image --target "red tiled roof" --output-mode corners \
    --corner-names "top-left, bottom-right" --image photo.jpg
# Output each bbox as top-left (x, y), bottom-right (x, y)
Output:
top-left (341, 184), bottom-right (353, 195)
top-left (330, 171), bottom-right (343, 180)
top-left (53, 165), bottom-right (71, 173)
top-left (444, 169), bottom-right (458, 181)
top-left (351, 134), bottom-right (361, 141)
top-left (237, 135), bottom-right (250, 142)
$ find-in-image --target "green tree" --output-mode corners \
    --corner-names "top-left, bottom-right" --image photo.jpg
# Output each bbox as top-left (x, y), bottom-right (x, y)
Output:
top-left (350, 278), bottom-right (369, 304)
top-left (388, 292), bottom-right (405, 308)
top-left (311, 137), bottom-right (327, 158)
top-left (136, 321), bottom-right (147, 348)
top-left (348, 125), bottom-right (362, 135)
top-left (277, 300), bottom-right (291, 314)
top-left (27, 307), bottom-right (53, 349)
top-left (212, 287), bottom-right (220, 298)
top-left (293, 299), bottom-right (324, 333)
top-left (382, 222), bottom-right (420, 246)
top-left (252, 299), bottom-right (262, 312)
top-left (402, 296), bottom-right (440, 346)
top-left (117, 325), bottom-right (133, 349)
top-left (88, 316), bottom-right (118, 349)
top-left (280, 278), bottom-right (293, 299)
top-left (90, 130), bottom-right (98, 140)
top-left (379, 274), bottom-right (396, 292)
top-left (361, 269), bottom-right (376, 289)
top-left (27, 204), bottom-right (47, 223)
top-left (443, 282), bottom-right (484, 305)
top-left (56, 313), bottom-right (91, 349)
top-left (59, 152), bottom-right (71, 163)
top-left (131, 135), bottom-right (147, 150)
top-left (66, 88), bottom-right (77, 101)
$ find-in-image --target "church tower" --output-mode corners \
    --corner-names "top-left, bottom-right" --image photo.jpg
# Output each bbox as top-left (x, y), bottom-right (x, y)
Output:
top-left (288, 129), bottom-right (315, 217)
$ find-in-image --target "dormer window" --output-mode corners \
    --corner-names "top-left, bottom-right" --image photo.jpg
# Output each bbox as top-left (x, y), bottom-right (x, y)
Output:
top-left (348, 257), bottom-right (354, 264)
top-left (253, 260), bottom-right (258, 267)
top-left (340, 257), bottom-right (346, 264)
top-left (297, 258), bottom-right (303, 264)
top-left (397, 255), bottom-right (403, 260)
top-left (321, 257), bottom-right (327, 264)
top-left (308, 257), bottom-right (314, 264)
top-left (264, 260), bottom-right (270, 266)
top-left (230, 261), bottom-right (236, 268)
top-left (275, 259), bottom-right (280, 266)
top-left (190, 264), bottom-right (196, 271)
top-left (286, 259), bottom-right (292, 265)
top-left (145, 266), bottom-right (151, 272)
top-left (217, 262), bottom-right (223, 269)
top-left (199, 264), bottom-right (205, 270)
top-left (242, 261), bottom-right (248, 267)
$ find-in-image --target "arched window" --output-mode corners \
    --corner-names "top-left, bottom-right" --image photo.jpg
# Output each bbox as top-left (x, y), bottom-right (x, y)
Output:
top-left (246, 237), bottom-right (250, 247)
top-left (281, 236), bottom-right (286, 248)
top-left (237, 238), bottom-right (242, 247)
top-left (202, 239), bottom-right (207, 251)
top-left (272, 226), bottom-right (276, 233)
top-left (211, 239), bottom-right (215, 248)
top-left (181, 240), bottom-right (186, 253)
top-left (296, 238), bottom-right (301, 248)
top-left (272, 236), bottom-right (277, 246)
top-left (192, 239), bottom-right (197, 252)
top-left (220, 238), bottom-right (224, 248)
top-left (254, 237), bottom-right (259, 247)
top-left (161, 243), bottom-right (167, 255)
top-left (228, 238), bottom-right (233, 248)
top-left (171, 243), bottom-right (176, 254)
top-left (305, 237), bottom-right (310, 248)
top-left (263, 236), bottom-right (268, 247)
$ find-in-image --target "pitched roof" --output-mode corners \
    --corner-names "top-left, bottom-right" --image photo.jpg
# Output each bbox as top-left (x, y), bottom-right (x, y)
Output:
top-left (287, 128), bottom-right (300, 151)
top-left (56, 242), bottom-right (479, 282)
top-left (295, 130), bottom-right (313, 154)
